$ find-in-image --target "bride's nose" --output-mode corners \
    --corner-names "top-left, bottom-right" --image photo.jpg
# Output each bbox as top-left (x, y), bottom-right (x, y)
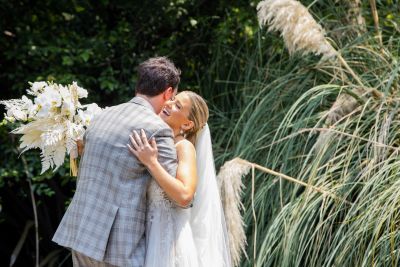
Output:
top-left (165, 100), bottom-right (172, 107)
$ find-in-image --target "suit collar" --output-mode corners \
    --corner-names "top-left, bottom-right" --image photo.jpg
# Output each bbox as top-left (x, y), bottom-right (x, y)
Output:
top-left (129, 96), bottom-right (156, 113)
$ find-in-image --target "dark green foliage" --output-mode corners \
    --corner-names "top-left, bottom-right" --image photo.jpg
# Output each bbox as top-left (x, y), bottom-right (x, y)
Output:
top-left (0, 0), bottom-right (259, 265)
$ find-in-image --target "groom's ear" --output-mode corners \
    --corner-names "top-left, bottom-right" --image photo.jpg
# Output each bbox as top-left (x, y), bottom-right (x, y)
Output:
top-left (163, 87), bottom-right (175, 100)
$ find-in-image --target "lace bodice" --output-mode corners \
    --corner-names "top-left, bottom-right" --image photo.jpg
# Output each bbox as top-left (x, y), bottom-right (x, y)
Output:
top-left (147, 180), bottom-right (174, 209)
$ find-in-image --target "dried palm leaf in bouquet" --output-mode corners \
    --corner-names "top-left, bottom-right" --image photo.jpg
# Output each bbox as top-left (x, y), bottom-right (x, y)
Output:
top-left (1, 81), bottom-right (102, 175)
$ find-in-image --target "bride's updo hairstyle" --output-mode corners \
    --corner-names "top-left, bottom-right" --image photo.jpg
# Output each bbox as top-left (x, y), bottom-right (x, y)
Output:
top-left (182, 91), bottom-right (209, 145)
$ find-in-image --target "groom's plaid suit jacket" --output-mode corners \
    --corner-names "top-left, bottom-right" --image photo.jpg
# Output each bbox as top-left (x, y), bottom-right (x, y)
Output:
top-left (53, 96), bottom-right (177, 266)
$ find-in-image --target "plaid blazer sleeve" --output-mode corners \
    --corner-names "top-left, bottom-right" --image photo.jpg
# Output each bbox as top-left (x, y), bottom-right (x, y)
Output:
top-left (150, 126), bottom-right (178, 177)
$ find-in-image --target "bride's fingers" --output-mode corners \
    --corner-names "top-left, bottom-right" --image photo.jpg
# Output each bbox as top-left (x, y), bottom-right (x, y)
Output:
top-left (132, 130), bottom-right (143, 147)
top-left (140, 129), bottom-right (149, 146)
top-left (129, 135), bottom-right (139, 150)
top-left (127, 144), bottom-right (139, 157)
top-left (150, 138), bottom-right (157, 150)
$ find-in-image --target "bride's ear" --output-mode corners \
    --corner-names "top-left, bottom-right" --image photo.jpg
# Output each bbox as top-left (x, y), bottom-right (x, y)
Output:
top-left (182, 120), bottom-right (194, 132)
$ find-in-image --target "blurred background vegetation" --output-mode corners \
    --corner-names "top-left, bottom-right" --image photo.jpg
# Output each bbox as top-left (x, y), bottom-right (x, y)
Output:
top-left (1, 0), bottom-right (399, 266)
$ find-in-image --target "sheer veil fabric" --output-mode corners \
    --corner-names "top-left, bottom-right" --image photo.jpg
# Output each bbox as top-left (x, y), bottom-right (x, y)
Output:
top-left (191, 124), bottom-right (232, 267)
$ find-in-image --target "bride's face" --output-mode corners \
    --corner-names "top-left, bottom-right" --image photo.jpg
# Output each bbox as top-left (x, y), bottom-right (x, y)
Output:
top-left (159, 92), bottom-right (192, 132)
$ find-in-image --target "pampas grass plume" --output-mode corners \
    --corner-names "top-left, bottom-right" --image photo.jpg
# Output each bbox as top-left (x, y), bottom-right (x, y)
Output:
top-left (257, 0), bottom-right (337, 59)
top-left (217, 158), bottom-right (250, 266)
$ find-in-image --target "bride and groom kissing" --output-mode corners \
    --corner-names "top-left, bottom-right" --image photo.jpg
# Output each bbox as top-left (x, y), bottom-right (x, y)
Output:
top-left (52, 57), bottom-right (233, 266)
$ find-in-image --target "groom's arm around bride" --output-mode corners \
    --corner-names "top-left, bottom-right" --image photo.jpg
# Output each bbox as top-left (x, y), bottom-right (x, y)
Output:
top-left (52, 57), bottom-right (181, 267)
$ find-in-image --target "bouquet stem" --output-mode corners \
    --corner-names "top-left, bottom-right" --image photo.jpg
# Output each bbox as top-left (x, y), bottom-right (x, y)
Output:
top-left (70, 155), bottom-right (78, 177)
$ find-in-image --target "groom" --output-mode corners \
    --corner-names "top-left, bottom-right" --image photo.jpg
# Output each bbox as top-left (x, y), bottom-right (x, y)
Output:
top-left (53, 57), bottom-right (180, 266)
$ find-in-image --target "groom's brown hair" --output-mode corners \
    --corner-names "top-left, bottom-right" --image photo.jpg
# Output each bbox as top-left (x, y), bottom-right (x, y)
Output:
top-left (135, 57), bottom-right (181, 96)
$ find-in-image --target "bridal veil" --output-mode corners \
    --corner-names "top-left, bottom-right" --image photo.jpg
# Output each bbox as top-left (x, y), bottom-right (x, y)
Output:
top-left (191, 124), bottom-right (232, 267)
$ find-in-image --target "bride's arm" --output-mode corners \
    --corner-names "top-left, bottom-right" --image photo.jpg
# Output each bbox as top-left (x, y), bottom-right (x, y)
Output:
top-left (128, 129), bottom-right (198, 207)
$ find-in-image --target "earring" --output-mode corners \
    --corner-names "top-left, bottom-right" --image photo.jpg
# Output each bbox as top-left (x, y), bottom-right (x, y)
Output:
top-left (180, 128), bottom-right (187, 138)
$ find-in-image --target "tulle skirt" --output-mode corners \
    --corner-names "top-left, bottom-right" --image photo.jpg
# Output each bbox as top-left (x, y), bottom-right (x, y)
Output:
top-left (144, 205), bottom-right (199, 267)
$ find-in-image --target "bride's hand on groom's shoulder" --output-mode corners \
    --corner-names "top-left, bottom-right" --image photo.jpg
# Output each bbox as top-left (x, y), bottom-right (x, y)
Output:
top-left (128, 129), bottom-right (159, 167)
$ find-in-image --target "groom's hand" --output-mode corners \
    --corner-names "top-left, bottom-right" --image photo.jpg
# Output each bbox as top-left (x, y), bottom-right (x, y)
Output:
top-left (128, 129), bottom-right (159, 167)
top-left (77, 139), bottom-right (85, 156)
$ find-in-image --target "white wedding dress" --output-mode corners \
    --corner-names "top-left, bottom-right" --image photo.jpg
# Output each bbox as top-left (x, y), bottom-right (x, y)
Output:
top-left (145, 179), bottom-right (199, 267)
top-left (144, 124), bottom-right (232, 267)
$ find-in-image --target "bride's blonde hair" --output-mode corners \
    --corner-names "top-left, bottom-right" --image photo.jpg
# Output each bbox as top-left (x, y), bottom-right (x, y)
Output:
top-left (182, 91), bottom-right (209, 144)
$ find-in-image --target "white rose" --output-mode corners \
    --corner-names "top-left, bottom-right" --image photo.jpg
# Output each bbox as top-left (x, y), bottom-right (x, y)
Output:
top-left (59, 85), bottom-right (75, 117)
top-left (59, 85), bottom-right (71, 101)
top-left (62, 100), bottom-right (75, 117)
top-left (77, 109), bottom-right (91, 126)
top-left (43, 85), bottom-right (62, 107)
top-left (73, 81), bottom-right (88, 98)
top-left (85, 103), bottom-right (102, 115)
top-left (21, 95), bottom-right (36, 118)
top-left (7, 107), bottom-right (27, 121)
top-left (28, 81), bottom-right (48, 95)
top-left (34, 93), bottom-right (52, 118)
top-left (28, 104), bottom-right (39, 117)
top-left (77, 104), bottom-right (102, 127)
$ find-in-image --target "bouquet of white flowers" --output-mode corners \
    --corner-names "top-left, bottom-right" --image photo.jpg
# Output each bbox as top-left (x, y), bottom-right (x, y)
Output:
top-left (1, 81), bottom-right (103, 175)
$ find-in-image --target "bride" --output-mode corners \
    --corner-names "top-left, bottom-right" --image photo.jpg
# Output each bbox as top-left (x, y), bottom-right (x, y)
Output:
top-left (128, 91), bottom-right (232, 267)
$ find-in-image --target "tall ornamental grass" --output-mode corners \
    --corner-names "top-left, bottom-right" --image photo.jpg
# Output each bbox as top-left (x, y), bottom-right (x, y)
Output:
top-left (200, 1), bottom-right (400, 266)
